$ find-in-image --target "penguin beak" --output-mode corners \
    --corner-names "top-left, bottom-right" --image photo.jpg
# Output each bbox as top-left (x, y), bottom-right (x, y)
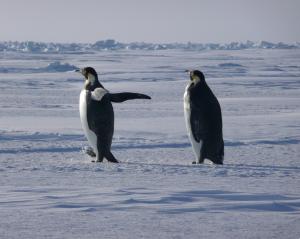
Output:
top-left (185, 70), bottom-right (191, 75)
top-left (75, 69), bottom-right (81, 73)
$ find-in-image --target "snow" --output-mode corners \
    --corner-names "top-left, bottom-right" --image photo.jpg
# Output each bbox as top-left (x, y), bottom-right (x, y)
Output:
top-left (0, 48), bottom-right (299, 238)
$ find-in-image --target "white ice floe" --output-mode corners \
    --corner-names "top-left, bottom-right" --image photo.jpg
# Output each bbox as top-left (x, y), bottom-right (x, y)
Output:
top-left (38, 61), bottom-right (78, 71)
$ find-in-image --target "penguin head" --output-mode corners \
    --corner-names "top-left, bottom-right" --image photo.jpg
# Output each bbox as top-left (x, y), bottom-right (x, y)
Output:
top-left (185, 70), bottom-right (205, 85)
top-left (75, 67), bottom-right (101, 87)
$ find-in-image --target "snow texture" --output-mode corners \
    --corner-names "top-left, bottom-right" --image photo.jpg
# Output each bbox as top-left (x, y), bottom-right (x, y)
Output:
top-left (0, 48), bottom-right (299, 238)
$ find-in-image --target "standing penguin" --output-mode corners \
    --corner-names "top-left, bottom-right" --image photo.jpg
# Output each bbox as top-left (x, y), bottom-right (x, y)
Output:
top-left (184, 70), bottom-right (224, 164)
top-left (76, 67), bottom-right (151, 163)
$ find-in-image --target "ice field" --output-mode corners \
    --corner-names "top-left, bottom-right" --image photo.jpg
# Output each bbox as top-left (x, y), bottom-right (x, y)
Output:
top-left (0, 48), bottom-right (299, 238)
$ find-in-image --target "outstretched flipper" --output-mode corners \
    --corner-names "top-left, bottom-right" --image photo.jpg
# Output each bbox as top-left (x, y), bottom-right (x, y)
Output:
top-left (109, 93), bottom-right (151, 103)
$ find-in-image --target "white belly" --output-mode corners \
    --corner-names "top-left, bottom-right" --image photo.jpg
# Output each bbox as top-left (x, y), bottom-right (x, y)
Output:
top-left (184, 89), bottom-right (203, 162)
top-left (79, 90), bottom-right (98, 154)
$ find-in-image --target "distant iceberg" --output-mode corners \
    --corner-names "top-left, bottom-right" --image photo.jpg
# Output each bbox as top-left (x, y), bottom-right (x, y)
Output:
top-left (89, 39), bottom-right (116, 50)
top-left (273, 42), bottom-right (294, 49)
top-left (0, 39), bottom-right (299, 52)
top-left (252, 41), bottom-right (275, 49)
top-left (205, 43), bottom-right (220, 50)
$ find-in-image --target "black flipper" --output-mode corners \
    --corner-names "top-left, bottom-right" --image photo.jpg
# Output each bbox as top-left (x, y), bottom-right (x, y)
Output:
top-left (219, 140), bottom-right (224, 163)
top-left (190, 103), bottom-right (203, 143)
top-left (104, 150), bottom-right (119, 163)
top-left (109, 93), bottom-right (151, 103)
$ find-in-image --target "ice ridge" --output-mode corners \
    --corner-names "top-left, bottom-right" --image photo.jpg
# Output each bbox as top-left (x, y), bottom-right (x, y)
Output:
top-left (0, 39), bottom-right (299, 52)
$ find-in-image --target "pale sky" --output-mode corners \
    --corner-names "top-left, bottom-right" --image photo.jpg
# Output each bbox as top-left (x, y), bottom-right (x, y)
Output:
top-left (1, 0), bottom-right (299, 44)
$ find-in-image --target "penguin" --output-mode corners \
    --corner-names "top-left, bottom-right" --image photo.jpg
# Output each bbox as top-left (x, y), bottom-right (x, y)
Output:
top-left (75, 67), bottom-right (151, 163)
top-left (184, 70), bottom-right (224, 164)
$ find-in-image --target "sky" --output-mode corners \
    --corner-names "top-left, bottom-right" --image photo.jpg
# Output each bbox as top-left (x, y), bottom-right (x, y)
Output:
top-left (1, 0), bottom-right (299, 44)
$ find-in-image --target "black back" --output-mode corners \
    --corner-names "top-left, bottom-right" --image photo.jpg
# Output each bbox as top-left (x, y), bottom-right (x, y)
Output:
top-left (86, 91), bottom-right (114, 151)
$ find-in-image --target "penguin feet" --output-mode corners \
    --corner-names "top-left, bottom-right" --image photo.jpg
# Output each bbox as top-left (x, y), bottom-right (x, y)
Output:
top-left (85, 149), bottom-right (96, 157)
top-left (210, 158), bottom-right (223, 165)
top-left (110, 160), bottom-right (119, 163)
top-left (192, 161), bottom-right (205, 164)
top-left (90, 160), bottom-right (119, 163)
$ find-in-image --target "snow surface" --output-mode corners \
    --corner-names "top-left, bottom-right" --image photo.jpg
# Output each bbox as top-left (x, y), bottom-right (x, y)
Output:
top-left (0, 48), bottom-right (300, 238)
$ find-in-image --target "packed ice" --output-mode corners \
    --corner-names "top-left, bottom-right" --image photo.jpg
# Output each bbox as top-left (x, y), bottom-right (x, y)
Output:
top-left (0, 46), bottom-right (299, 238)
top-left (0, 39), bottom-right (299, 53)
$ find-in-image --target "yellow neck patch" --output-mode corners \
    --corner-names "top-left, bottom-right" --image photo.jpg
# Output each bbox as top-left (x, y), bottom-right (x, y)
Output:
top-left (87, 73), bottom-right (96, 84)
top-left (193, 75), bottom-right (201, 84)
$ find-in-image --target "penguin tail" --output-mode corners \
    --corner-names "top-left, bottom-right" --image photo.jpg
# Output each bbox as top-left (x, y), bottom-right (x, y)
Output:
top-left (104, 150), bottom-right (119, 163)
top-left (209, 156), bottom-right (223, 165)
